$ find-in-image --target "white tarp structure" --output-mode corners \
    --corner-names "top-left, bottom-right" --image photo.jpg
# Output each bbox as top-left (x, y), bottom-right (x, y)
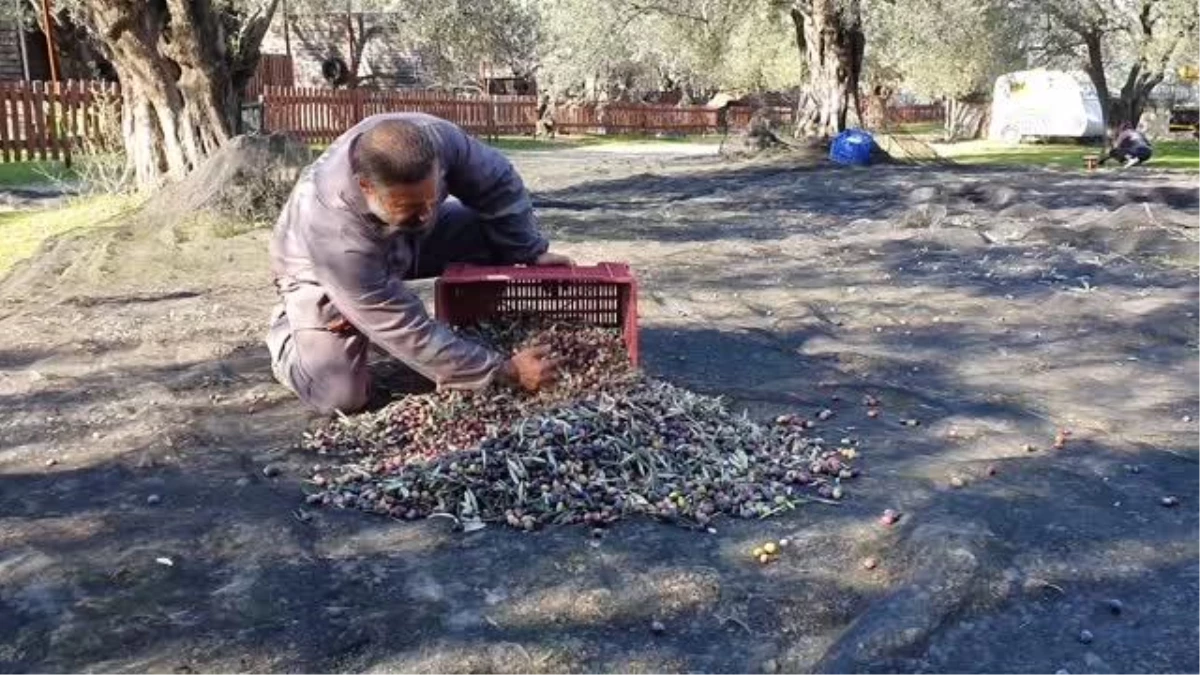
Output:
top-left (988, 69), bottom-right (1106, 143)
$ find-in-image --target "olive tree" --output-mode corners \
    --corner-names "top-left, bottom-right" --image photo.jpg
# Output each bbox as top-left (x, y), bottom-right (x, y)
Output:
top-left (536, 0), bottom-right (801, 103)
top-left (776, 0), bottom-right (865, 137)
top-left (395, 0), bottom-right (542, 89)
top-left (65, 0), bottom-right (280, 190)
top-left (282, 0), bottom-right (541, 90)
top-left (1034, 0), bottom-right (1198, 128)
top-left (866, 0), bottom-right (1025, 137)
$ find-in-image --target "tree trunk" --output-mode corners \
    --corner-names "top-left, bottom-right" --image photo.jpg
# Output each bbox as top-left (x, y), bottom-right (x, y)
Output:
top-left (862, 84), bottom-right (891, 131)
top-left (536, 90), bottom-right (557, 138)
top-left (1079, 29), bottom-right (1115, 129)
top-left (74, 0), bottom-right (279, 192)
top-left (789, 0), bottom-right (865, 138)
top-left (945, 98), bottom-right (988, 141)
top-left (26, 2), bottom-right (116, 80)
top-left (1080, 22), bottom-right (1179, 131)
top-left (1112, 66), bottom-right (1161, 129)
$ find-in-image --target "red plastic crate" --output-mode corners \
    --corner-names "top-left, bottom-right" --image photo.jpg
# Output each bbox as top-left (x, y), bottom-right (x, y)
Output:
top-left (434, 262), bottom-right (640, 365)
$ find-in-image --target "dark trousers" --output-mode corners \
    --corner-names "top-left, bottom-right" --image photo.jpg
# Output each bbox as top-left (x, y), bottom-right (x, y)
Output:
top-left (1103, 146), bottom-right (1152, 165)
top-left (406, 198), bottom-right (498, 279)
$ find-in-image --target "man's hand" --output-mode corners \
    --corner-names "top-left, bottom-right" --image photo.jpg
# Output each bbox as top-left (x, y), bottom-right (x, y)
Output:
top-left (500, 345), bottom-right (560, 391)
top-left (534, 251), bottom-right (574, 266)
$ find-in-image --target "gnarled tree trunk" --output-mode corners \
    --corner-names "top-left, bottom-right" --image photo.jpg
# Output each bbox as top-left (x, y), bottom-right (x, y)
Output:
top-left (862, 84), bottom-right (892, 131)
top-left (1070, 4), bottom-right (1195, 131)
top-left (788, 0), bottom-right (865, 138)
top-left (74, 0), bottom-right (279, 191)
top-left (945, 97), bottom-right (989, 141)
top-left (27, 3), bottom-right (116, 80)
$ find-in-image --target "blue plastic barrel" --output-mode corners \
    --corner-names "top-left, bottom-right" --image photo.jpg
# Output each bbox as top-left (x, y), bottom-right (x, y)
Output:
top-left (829, 129), bottom-right (876, 166)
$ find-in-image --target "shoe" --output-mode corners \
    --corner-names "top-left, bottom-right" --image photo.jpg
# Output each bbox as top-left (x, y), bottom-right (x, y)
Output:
top-left (1123, 156), bottom-right (1139, 168)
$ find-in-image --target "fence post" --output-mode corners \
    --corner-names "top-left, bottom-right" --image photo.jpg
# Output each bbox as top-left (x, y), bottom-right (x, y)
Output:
top-left (487, 93), bottom-right (497, 141)
top-left (0, 83), bottom-right (9, 163)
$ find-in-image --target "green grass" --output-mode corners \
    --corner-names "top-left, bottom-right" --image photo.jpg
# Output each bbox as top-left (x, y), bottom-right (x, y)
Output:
top-left (484, 137), bottom-right (571, 152)
top-left (0, 194), bottom-right (139, 276)
top-left (0, 160), bottom-right (77, 188)
top-left (892, 121), bottom-right (944, 138)
top-left (933, 139), bottom-right (1199, 170)
top-left (311, 133), bottom-right (722, 156)
top-left (487, 134), bottom-right (722, 152)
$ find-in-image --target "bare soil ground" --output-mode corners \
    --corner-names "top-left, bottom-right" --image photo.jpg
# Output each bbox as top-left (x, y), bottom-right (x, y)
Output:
top-left (1, 148), bottom-right (1197, 673)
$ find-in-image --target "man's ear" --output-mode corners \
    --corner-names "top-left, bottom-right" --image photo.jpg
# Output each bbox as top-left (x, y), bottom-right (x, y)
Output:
top-left (357, 176), bottom-right (374, 196)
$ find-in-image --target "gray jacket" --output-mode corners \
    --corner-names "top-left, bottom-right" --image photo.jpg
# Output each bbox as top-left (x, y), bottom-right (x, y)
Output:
top-left (1115, 128), bottom-right (1151, 154)
top-left (268, 113), bottom-right (549, 389)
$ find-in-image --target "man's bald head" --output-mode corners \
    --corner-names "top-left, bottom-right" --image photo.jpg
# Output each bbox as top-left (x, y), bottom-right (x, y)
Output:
top-left (351, 119), bottom-right (436, 187)
top-left (351, 120), bottom-right (439, 234)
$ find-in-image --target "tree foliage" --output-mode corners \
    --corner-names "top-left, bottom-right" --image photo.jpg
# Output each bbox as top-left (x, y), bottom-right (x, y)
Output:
top-left (391, 0), bottom-right (542, 87)
top-left (535, 0), bottom-right (802, 101)
top-left (1029, 0), bottom-right (1199, 127)
top-left (865, 0), bottom-right (1025, 101)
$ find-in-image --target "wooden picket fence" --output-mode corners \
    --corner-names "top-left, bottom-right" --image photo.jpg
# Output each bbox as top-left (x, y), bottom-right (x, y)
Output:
top-left (726, 106), bottom-right (796, 128)
top-left (886, 103), bottom-right (943, 124)
top-left (260, 86), bottom-right (537, 143)
top-left (0, 75), bottom-right (947, 163)
top-left (245, 54), bottom-right (296, 100)
top-left (259, 89), bottom-right (940, 141)
top-left (0, 79), bottom-right (120, 163)
top-left (553, 101), bottom-right (722, 134)
top-left (261, 91), bottom-right (797, 139)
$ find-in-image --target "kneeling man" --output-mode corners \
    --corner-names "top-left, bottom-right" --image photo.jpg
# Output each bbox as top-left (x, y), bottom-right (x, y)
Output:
top-left (266, 113), bottom-right (569, 413)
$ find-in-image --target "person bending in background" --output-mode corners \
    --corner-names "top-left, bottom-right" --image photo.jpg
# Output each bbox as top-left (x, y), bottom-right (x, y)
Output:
top-left (1099, 122), bottom-right (1153, 167)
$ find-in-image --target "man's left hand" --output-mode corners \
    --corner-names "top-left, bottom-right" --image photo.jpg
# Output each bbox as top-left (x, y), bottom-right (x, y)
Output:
top-left (534, 251), bottom-right (574, 266)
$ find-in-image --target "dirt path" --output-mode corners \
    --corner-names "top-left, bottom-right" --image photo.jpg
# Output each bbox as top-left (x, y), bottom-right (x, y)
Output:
top-left (1, 149), bottom-right (1197, 673)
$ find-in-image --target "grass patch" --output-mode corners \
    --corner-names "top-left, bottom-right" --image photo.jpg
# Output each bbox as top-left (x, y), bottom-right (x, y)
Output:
top-left (485, 134), bottom-right (723, 152)
top-left (314, 133), bottom-right (723, 155)
top-left (485, 137), bottom-right (571, 152)
top-left (891, 121), bottom-right (943, 138)
top-left (0, 194), bottom-right (139, 276)
top-left (579, 133), bottom-right (723, 145)
top-left (933, 139), bottom-right (1199, 170)
top-left (208, 215), bottom-right (272, 239)
top-left (0, 160), bottom-right (78, 188)
top-left (486, 134), bottom-right (722, 152)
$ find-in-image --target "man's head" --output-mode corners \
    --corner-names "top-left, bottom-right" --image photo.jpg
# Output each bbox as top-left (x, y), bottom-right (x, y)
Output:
top-left (350, 119), bottom-right (439, 235)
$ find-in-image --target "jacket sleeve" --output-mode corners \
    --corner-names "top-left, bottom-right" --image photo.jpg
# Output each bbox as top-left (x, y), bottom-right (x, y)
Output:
top-left (310, 226), bottom-right (505, 389)
top-left (437, 121), bottom-right (549, 264)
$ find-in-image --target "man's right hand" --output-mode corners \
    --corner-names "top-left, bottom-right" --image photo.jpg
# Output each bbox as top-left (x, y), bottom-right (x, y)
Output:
top-left (501, 345), bottom-right (560, 391)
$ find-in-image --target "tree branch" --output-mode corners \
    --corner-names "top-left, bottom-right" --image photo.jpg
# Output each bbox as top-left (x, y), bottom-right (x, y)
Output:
top-left (617, 0), bottom-right (709, 25)
top-left (790, 7), bottom-right (806, 53)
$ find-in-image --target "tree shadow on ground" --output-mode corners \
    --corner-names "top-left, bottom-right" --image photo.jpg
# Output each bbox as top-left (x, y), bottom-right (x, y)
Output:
top-left (2, 316), bottom-right (1196, 672)
top-left (532, 162), bottom-right (1198, 245)
top-left (2, 412), bottom-right (1195, 672)
top-left (1, 433), bottom-right (881, 673)
top-left (830, 235), bottom-right (1197, 300)
top-left (2, 152), bottom-right (1197, 671)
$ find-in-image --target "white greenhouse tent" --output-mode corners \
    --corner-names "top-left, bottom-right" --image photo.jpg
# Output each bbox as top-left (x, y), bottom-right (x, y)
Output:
top-left (988, 69), bottom-right (1106, 143)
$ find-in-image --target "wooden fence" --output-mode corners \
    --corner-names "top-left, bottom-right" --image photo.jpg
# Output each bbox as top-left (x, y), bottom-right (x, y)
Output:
top-left (0, 76), bottom-right (948, 162)
top-left (259, 90), bottom-right (940, 141)
top-left (554, 102), bottom-right (721, 134)
top-left (245, 54), bottom-right (295, 99)
top-left (261, 86), bottom-right (537, 143)
top-left (886, 103), bottom-right (943, 124)
top-left (0, 79), bottom-right (120, 162)
top-left (727, 106), bottom-right (796, 128)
